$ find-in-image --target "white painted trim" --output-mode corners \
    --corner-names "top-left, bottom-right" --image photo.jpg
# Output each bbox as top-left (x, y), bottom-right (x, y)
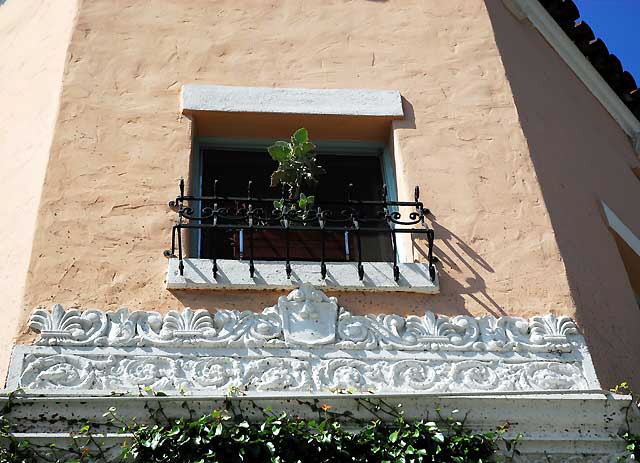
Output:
top-left (166, 258), bottom-right (439, 293)
top-left (602, 201), bottom-right (640, 257)
top-left (181, 85), bottom-right (404, 117)
top-left (14, 285), bottom-right (599, 395)
top-left (502, 0), bottom-right (640, 148)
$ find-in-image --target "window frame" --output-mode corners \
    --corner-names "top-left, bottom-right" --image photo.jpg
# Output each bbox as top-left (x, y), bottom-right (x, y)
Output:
top-left (189, 137), bottom-right (401, 262)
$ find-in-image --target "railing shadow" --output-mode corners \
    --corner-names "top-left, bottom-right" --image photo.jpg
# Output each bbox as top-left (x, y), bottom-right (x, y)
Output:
top-left (412, 216), bottom-right (506, 317)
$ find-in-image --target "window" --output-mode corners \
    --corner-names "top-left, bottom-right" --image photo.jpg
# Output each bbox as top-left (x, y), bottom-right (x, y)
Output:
top-left (168, 85), bottom-right (438, 291)
top-left (196, 141), bottom-right (394, 265)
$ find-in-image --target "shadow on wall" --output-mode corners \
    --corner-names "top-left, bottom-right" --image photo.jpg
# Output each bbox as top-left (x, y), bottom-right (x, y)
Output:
top-left (413, 218), bottom-right (506, 318)
top-left (168, 217), bottom-right (501, 318)
top-left (484, 0), bottom-right (640, 388)
top-left (393, 97), bottom-right (505, 317)
top-left (398, 97), bottom-right (417, 130)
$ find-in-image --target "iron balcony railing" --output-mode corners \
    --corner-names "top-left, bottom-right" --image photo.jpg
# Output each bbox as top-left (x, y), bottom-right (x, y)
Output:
top-left (165, 179), bottom-right (436, 283)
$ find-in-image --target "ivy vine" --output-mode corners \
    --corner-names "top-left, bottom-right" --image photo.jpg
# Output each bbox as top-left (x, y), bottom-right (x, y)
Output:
top-left (611, 382), bottom-right (640, 462)
top-left (0, 394), bottom-right (522, 463)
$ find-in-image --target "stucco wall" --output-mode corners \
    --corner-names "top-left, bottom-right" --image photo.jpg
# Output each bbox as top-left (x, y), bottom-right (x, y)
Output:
top-left (14, 1), bottom-right (575, 369)
top-left (485, 0), bottom-right (640, 387)
top-left (0, 0), bottom-right (78, 382)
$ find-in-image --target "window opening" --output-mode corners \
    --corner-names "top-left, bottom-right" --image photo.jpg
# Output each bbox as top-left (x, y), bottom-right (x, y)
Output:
top-left (165, 140), bottom-right (436, 284)
top-left (199, 148), bottom-right (393, 264)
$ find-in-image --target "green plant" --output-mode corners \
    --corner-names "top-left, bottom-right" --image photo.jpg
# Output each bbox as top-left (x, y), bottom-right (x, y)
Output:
top-left (268, 128), bottom-right (325, 211)
top-left (0, 397), bottom-right (510, 463)
top-left (611, 381), bottom-right (640, 462)
top-left (123, 409), bottom-right (500, 463)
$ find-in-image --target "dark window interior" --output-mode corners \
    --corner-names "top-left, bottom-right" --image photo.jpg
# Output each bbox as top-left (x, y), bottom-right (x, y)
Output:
top-left (199, 147), bottom-right (393, 262)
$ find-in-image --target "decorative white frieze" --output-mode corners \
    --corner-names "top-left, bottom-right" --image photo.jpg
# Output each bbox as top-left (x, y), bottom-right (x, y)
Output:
top-left (28, 284), bottom-right (579, 353)
top-left (14, 283), bottom-right (598, 394)
top-left (16, 353), bottom-right (589, 393)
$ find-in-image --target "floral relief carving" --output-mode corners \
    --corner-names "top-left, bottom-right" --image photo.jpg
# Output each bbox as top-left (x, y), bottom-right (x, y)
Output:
top-left (19, 284), bottom-right (595, 394)
top-left (29, 304), bottom-right (108, 345)
top-left (17, 354), bottom-right (590, 393)
top-left (160, 308), bottom-right (217, 340)
top-left (315, 359), bottom-right (385, 391)
top-left (244, 358), bottom-right (313, 391)
top-left (189, 358), bottom-right (240, 389)
top-left (27, 285), bottom-right (582, 354)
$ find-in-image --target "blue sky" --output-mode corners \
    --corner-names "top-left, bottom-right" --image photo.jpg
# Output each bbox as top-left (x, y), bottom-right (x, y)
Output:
top-left (573, 0), bottom-right (640, 82)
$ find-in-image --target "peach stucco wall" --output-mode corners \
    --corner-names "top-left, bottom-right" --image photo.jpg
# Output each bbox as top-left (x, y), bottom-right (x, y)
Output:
top-left (485, 0), bottom-right (640, 387)
top-left (0, 0), bottom-right (78, 382)
top-left (14, 0), bottom-right (632, 382)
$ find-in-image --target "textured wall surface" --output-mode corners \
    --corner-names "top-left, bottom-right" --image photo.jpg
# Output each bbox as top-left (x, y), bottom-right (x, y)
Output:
top-left (0, 0), bottom-right (78, 382)
top-left (486, 0), bottom-right (640, 387)
top-left (12, 0), bottom-right (636, 385)
top-left (2, 0), bottom-right (640, 384)
top-left (19, 0), bottom-right (571, 318)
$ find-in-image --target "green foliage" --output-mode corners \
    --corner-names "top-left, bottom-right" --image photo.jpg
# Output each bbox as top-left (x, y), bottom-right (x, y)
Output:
top-left (622, 432), bottom-right (640, 461)
top-left (125, 411), bottom-right (499, 463)
top-left (611, 381), bottom-right (640, 462)
top-left (0, 398), bottom-right (507, 463)
top-left (268, 128), bottom-right (325, 201)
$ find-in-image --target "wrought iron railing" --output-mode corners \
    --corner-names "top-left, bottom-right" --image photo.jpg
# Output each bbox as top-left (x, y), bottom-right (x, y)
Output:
top-left (165, 179), bottom-right (436, 283)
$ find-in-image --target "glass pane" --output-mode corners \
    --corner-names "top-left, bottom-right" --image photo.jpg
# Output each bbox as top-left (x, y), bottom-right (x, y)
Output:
top-left (199, 147), bottom-right (393, 262)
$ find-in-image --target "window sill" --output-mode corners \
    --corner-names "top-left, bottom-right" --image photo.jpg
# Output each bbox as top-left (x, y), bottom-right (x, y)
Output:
top-left (166, 258), bottom-right (439, 293)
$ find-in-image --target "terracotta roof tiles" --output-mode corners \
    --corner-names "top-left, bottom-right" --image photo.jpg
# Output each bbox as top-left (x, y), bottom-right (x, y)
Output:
top-left (540, 0), bottom-right (640, 118)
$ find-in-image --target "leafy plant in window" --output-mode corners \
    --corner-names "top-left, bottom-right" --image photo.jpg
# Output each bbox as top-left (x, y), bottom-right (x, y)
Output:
top-left (268, 128), bottom-right (325, 214)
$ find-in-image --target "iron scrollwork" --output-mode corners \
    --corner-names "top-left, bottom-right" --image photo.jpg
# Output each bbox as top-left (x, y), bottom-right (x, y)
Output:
top-left (165, 179), bottom-right (436, 283)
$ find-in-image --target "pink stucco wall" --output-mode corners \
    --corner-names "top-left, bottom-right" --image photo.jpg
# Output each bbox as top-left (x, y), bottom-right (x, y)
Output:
top-left (0, 0), bottom-right (78, 382)
top-left (485, 0), bottom-right (640, 387)
top-left (3, 0), bottom-right (638, 387)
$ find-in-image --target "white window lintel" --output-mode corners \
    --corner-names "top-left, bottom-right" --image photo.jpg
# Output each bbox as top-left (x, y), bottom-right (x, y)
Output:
top-left (181, 85), bottom-right (404, 118)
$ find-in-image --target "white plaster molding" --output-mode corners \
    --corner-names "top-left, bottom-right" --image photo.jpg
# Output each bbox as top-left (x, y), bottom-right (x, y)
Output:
top-left (181, 84), bottom-right (404, 118)
top-left (602, 201), bottom-right (640, 257)
top-left (28, 284), bottom-right (580, 353)
top-left (502, 0), bottom-right (640, 146)
top-left (11, 348), bottom-right (592, 394)
top-left (166, 258), bottom-right (439, 293)
top-left (15, 284), bottom-right (600, 394)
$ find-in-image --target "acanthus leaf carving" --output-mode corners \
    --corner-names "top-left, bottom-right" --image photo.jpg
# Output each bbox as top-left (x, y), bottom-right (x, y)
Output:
top-left (529, 314), bottom-right (578, 345)
top-left (29, 304), bottom-right (108, 346)
top-left (27, 285), bottom-right (583, 354)
top-left (160, 307), bottom-right (217, 341)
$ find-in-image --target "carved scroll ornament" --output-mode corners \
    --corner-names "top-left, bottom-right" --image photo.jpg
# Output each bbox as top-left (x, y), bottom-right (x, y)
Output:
top-left (28, 284), bottom-right (579, 353)
top-left (18, 283), bottom-right (595, 394)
